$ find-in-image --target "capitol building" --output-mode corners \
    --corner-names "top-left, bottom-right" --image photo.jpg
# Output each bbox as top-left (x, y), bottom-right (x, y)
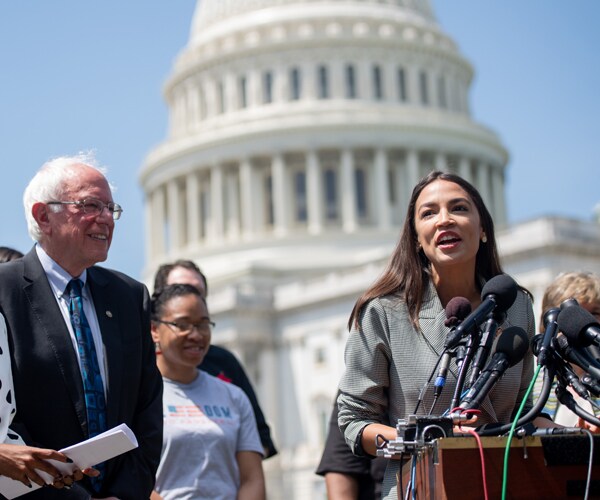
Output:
top-left (139, 1), bottom-right (600, 498)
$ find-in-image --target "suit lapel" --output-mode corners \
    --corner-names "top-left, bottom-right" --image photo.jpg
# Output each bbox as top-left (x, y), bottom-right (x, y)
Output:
top-left (22, 250), bottom-right (88, 432)
top-left (88, 268), bottom-right (123, 429)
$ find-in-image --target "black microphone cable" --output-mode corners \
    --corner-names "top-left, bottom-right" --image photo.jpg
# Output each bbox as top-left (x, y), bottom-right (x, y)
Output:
top-left (556, 384), bottom-right (600, 428)
top-left (477, 339), bottom-right (558, 437)
top-left (413, 351), bottom-right (444, 415)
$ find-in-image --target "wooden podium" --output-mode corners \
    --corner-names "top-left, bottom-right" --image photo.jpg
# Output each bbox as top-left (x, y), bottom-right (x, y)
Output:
top-left (401, 435), bottom-right (600, 499)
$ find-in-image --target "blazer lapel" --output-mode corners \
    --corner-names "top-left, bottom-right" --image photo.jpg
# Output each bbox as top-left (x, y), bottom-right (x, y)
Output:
top-left (88, 268), bottom-right (123, 429)
top-left (418, 282), bottom-right (448, 356)
top-left (21, 250), bottom-right (88, 432)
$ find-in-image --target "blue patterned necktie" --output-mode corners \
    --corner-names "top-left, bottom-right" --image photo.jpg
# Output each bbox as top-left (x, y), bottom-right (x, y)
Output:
top-left (67, 279), bottom-right (106, 490)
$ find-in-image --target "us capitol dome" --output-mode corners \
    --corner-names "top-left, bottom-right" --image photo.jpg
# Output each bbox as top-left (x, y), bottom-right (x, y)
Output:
top-left (140, 1), bottom-right (600, 498)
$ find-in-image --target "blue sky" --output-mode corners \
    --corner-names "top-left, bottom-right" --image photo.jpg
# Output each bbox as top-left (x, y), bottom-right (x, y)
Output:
top-left (1, 1), bottom-right (598, 280)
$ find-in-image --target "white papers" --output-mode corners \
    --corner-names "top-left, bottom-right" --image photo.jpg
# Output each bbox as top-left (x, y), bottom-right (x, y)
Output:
top-left (0, 423), bottom-right (138, 499)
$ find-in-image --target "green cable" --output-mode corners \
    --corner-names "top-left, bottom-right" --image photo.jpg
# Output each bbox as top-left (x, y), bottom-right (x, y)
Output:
top-left (501, 364), bottom-right (542, 500)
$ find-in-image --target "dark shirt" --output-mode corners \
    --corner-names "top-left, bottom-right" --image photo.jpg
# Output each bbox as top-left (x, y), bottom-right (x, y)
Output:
top-left (316, 395), bottom-right (385, 500)
top-left (200, 344), bottom-right (277, 458)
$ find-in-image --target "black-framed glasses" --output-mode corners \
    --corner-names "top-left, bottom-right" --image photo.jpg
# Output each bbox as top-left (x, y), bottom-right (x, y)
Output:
top-left (47, 198), bottom-right (123, 220)
top-left (154, 319), bottom-right (215, 336)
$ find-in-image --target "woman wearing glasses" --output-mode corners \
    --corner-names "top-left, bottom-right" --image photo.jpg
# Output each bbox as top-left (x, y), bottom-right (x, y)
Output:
top-left (150, 284), bottom-right (266, 500)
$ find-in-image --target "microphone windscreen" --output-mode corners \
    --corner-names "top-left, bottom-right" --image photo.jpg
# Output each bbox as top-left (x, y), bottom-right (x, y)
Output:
top-left (557, 305), bottom-right (599, 348)
top-left (481, 274), bottom-right (518, 312)
top-left (444, 296), bottom-right (472, 327)
top-left (495, 326), bottom-right (529, 366)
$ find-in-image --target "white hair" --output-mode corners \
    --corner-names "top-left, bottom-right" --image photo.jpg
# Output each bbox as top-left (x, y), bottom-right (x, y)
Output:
top-left (23, 152), bottom-right (111, 241)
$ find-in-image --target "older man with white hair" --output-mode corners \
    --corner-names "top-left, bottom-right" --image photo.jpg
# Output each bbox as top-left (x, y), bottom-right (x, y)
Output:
top-left (0, 154), bottom-right (163, 499)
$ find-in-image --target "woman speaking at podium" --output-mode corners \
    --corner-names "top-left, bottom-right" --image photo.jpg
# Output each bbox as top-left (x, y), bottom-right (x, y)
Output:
top-left (337, 171), bottom-right (547, 500)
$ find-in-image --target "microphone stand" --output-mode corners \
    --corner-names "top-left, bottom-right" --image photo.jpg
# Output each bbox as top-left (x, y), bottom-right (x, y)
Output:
top-left (449, 330), bottom-right (479, 410)
top-left (467, 312), bottom-right (503, 388)
top-left (556, 385), bottom-right (600, 428)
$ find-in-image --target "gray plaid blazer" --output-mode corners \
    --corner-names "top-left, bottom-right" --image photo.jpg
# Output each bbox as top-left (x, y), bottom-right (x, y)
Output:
top-left (338, 281), bottom-right (535, 500)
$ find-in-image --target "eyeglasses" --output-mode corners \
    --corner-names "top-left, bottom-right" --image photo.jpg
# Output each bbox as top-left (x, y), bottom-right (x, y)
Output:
top-left (47, 198), bottom-right (123, 220)
top-left (154, 319), bottom-right (215, 336)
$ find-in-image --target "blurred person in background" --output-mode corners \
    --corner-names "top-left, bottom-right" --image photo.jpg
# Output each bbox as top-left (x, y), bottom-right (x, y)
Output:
top-left (150, 284), bottom-right (265, 500)
top-left (536, 271), bottom-right (600, 430)
top-left (0, 246), bottom-right (24, 263)
top-left (153, 260), bottom-right (277, 458)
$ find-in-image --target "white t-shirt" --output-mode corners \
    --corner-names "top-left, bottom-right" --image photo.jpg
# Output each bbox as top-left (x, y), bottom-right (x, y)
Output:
top-left (155, 370), bottom-right (263, 500)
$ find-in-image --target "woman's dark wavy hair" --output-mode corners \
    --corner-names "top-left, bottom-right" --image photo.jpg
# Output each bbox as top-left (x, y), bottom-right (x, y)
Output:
top-left (348, 171), bottom-right (505, 330)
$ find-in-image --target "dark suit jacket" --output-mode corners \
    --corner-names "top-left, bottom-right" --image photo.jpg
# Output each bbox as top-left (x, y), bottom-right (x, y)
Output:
top-left (0, 248), bottom-right (163, 499)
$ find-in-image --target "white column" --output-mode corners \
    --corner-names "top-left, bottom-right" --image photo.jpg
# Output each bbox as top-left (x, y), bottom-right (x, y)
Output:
top-left (186, 82), bottom-right (199, 132)
top-left (459, 156), bottom-right (472, 183)
top-left (205, 78), bottom-right (218, 118)
top-left (407, 65), bottom-right (420, 106)
top-left (172, 89), bottom-right (184, 136)
top-left (167, 180), bottom-right (183, 253)
top-left (272, 153), bottom-right (288, 236)
top-left (358, 60), bottom-right (371, 100)
top-left (476, 162), bottom-right (492, 210)
top-left (306, 150), bottom-right (323, 234)
top-left (210, 165), bottom-right (224, 241)
top-left (225, 169), bottom-right (240, 239)
top-left (491, 166), bottom-right (507, 228)
top-left (329, 60), bottom-right (344, 99)
top-left (198, 79), bottom-right (207, 120)
top-left (427, 69), bottom-right (436, 107)
top-left (247, 68), bottom-right (260, 108)
top-left (225, 73), bottom-right (237, 112)
top-left (435, 152), bottom-right (446, 172)
top-left (144, 191), bottom-right (154, 263)
top-left (374, 148), bottom-right (391, 230)
top-left (384, 61), bottom-right (396, 102)
top-left (274, 66), bottom-right (287, 103)
top-left (147, 188), bottom-right (165, 262)
top-left (303, 61), bottom-right (316, 100)
top-left (341, 149), bottom-right (357, 233)
top-left (239, 158), bottom-right (254, 239)
top-left (186, 172), bottom-right (200, 246)
top-left (406, 149), bottom-right (420, 193)
top-left (459, 77), bottom-right (470, 114)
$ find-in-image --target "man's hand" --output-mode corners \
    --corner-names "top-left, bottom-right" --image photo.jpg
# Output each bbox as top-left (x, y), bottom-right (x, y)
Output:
top-left (52, 467), bottom-right (100, 489)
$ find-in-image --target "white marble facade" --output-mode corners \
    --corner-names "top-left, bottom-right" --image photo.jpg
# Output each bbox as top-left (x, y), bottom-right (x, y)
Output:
top-left (140, 1), bottom-right (600, 498)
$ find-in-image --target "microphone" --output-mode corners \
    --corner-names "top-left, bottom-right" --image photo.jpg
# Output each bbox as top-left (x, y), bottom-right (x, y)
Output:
top-left (557, 305), bottom-right (600, 348)
top-left (532, 427), bottom-right (585, 436)
top-left (536, 307), bottom-right (560, 367)
top-left (555, 356), bottom-right (589, 399)
top-left (458, 326), bottom-right (529, 411)
top-left (467, 311), bottom-right (504, 387)
top-left (581, 374), bottom-right (600, 397)
top-left (445, 274), bottom-right (518, 350)
top-left (433, 297), bottom-right (472, 398)
top-left (560, 297), bottom-right (580, 310)
top-left (553, 335), bottom-right (600, 381)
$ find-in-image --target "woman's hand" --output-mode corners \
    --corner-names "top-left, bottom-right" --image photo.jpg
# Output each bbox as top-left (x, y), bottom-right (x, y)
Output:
top-left (0, 444), bottom-right (70, 487)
